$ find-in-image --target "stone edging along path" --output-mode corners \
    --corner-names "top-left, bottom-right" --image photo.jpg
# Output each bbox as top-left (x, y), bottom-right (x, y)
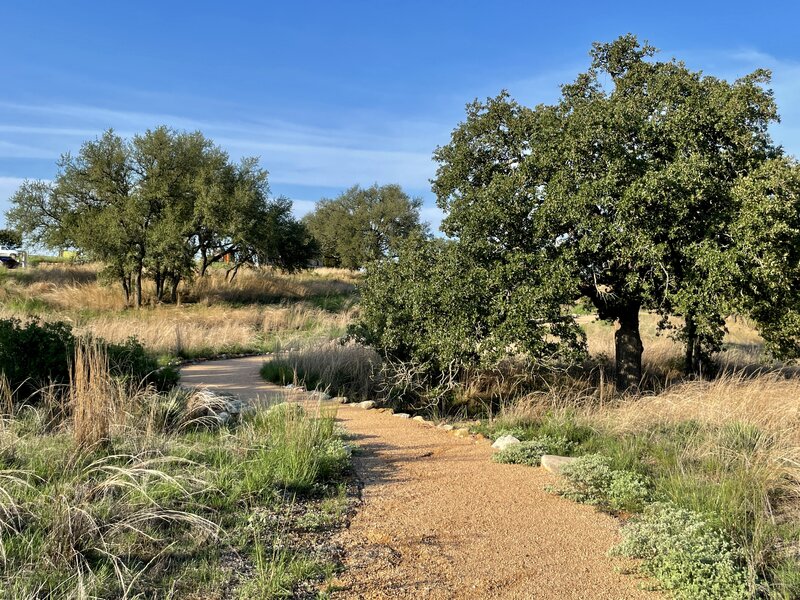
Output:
top-left (180, 356), bottom-right (660, 599)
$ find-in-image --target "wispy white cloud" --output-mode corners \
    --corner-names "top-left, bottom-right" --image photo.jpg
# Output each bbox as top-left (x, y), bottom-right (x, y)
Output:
top-left (3, 46), bottom-right (799, 233)
top-left (0, 101), bottom-right (442, 190)
top-left (0, 140), bottom-right (54, 160)
top-left (0, 177), bottom-right (27, 198)
top-left (289, 199), bottom-right (317, 218)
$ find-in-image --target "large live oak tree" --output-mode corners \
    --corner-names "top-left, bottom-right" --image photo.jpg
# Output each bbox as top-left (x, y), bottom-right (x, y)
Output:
top-left (433, 35), bottom-right (786, 389)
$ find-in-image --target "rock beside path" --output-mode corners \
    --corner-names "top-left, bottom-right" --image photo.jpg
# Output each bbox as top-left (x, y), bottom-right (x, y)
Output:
top-left (491, 435), bottom-right (521, 451)
top-left (357, 400), bottom-right (376, 409)
top-left (541, 454), bottom-right (579, 474)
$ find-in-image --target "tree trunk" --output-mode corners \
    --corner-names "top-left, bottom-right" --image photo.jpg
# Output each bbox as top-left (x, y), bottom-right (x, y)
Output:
top-left (684, 313), bottom-right (702, 375)
top-left (170, 277), bottom-right (180, 304)
top-left (135, 268), bottom-right (143, 308)
top-left (121, 275), bottom-right (130, 306)
top-left (200, 247), bottom-right (209, 277)
top-left (155, 271), bottom-right (164, 302)
top-left (615, 304), bottom-right (643, 392)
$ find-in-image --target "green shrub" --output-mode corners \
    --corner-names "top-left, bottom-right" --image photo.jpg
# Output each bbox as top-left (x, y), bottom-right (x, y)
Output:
top-left (492, 436), bottom-right (575, 466)
top-left (106, 336), bottom-right (179, 391)
top-left (606, 469), bottom-right (651, 512)
top-left (0, 318), bottom-right (74, 401)
top-left (612, 503), bottom-right (749, 600)
top-left (0, 319), bottom-right (177, 406)
top-left (557, 454), bottom-right (649, 512)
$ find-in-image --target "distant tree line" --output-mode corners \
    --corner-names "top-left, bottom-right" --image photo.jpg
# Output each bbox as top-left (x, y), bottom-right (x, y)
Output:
top-left (7, 128), bottom-right (318, 306)
top-left (6, 129), bottom-right (429, 306)
top-left (355, 35), bottom-right (800, 389)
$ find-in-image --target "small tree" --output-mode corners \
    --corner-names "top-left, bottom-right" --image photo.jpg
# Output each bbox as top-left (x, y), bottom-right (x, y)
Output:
top-left (303, 184), bottom-right (429, 269)
top-left (733, 158), bottom-right (800, 359)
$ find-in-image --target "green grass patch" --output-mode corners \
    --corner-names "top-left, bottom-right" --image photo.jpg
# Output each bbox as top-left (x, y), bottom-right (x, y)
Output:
top-left (0, 388), bottom-right (352, 598)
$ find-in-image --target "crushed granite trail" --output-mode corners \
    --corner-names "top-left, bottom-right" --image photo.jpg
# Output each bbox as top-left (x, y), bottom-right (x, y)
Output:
top-left (181, 356), bottom-right (658, 599)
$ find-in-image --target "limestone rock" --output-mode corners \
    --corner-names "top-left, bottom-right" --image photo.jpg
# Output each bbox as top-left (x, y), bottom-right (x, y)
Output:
top-left (412, 415), bottom-right (426, 422)
top-left (308, 391), bottom-right (331, 401)
top-left (394, 413), bottom-right (411, 419)
top-left (453, 428), bottom-right (471, 438)
top-left (437, 424), bottom-right (454, 431)
top-left (357, 400), bottom-right (376, 410)
top-left (540, 454), bottom-right (579, 474)
top-left (491, 435), bottom-right (521, 451)
top-left (332, 396), bottom-right (348, 404)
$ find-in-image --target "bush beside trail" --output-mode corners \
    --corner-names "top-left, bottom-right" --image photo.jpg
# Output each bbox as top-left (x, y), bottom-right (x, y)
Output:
top-left (0, 317), bottom-right (178, 404)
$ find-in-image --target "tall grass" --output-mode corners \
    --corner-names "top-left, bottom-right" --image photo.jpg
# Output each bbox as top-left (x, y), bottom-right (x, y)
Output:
top-left (191, 267), bottom-right (359, 304)
top-left (1, 264), bottom-right (360, 359)
top-left (1, 378), bottom-right (349, 597)
top-left (261, 341), bottom-right (382, 401)
top-left (71, 341), bottom-right (114, 449)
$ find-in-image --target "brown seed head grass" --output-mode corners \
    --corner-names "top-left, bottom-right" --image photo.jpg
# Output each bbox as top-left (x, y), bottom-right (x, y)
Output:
top-left (71, 341), bottom-right (114, 450)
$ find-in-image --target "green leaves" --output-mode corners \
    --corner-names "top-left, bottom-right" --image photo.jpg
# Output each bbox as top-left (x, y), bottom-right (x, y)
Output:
top-left (7, 128), bottom-right (316, 305)
top-left (353, 235), bottom-right (585, 373)
top-left (303, 184), bottom-right (428, 269)
top-left (431, 35), bottom-right (790, 383)
top-left (733, 158), bottom-right (800, 359)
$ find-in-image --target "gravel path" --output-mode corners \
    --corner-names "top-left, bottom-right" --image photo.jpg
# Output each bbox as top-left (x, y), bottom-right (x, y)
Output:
top-left (181, 357), bottom-right (658, 599)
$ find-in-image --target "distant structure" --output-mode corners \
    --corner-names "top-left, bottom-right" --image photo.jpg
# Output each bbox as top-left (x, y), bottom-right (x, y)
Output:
top-left (0, 247), bottom-right (26, 269)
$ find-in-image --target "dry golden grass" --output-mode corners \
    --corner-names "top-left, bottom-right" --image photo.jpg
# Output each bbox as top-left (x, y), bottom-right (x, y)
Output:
top-left (69, 302), bottom-right (357, 356)
top-left (596, 373), bottom-right (800, 439)
top-left (0, 264), bottom-right (360, 357)
top-left (70, 340), bottom-right (114, 449)
top-left (1, 263), bottom-right (359, 310)
top-left (582, 311), bottom-right (774, 378)
top-left (190, 266), bottom-right (359, 304)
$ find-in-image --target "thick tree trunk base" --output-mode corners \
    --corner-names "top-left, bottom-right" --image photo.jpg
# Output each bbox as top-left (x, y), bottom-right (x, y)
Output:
top-left (615, 306), bottom-right (643, 392)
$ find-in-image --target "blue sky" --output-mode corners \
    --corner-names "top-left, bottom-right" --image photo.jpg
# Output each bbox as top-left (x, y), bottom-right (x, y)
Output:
top-left (2, 1), bottom-right (800, 232)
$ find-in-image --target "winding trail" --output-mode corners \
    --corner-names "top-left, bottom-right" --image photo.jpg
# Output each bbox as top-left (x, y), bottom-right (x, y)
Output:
top-left (181, 357), bottom-right (657, 599)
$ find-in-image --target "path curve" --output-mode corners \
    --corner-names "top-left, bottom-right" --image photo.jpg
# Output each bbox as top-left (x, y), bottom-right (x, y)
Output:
top-left (181, 357), bottom-right (657, 599)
